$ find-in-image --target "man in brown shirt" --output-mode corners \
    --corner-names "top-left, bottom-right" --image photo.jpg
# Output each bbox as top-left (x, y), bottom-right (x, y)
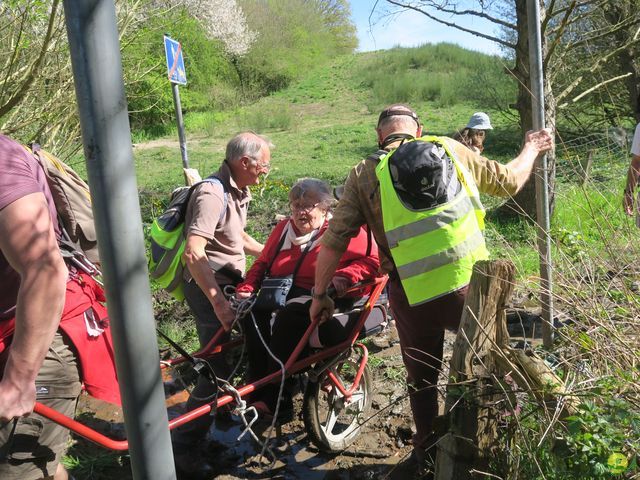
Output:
top-left (310, 105), bottom-right (553, 477)
top-left (173, 131), bottom-right (271, 478)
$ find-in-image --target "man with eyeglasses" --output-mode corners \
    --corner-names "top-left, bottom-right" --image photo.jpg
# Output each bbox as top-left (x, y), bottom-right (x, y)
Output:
top-left (172, 131), bottom-right (272, 478)
top-left (310, 104), bottom-right (553, 479)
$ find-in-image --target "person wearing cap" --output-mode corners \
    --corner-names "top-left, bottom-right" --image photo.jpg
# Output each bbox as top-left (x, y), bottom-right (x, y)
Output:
top-left (453, 111), bottom-right (493, 154)
top-left (309, 103), bottom-right (553, 477)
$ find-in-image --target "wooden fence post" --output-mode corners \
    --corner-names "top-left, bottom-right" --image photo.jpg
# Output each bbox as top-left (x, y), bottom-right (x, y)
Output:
top-left (580, 150), bottom-right (594, 186)
top-left (435, 260), bottom-right (515, 480)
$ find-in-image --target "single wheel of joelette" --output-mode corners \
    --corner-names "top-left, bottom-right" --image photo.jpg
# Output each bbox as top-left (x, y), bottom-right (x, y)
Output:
top-left (302, 356), bottom-right (372, 452)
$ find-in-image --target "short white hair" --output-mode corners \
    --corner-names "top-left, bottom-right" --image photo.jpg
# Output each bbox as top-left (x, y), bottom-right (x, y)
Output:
top-left (225, 131), bottom-right (273, 163)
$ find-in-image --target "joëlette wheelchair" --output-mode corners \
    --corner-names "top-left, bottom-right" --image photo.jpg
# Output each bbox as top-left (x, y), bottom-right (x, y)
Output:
top-left (33, 275), bottom-right (389, 454)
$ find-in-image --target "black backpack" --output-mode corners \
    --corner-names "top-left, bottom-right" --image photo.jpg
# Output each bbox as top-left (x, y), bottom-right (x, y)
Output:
top-left (386, 139), bottom-right (460, 210)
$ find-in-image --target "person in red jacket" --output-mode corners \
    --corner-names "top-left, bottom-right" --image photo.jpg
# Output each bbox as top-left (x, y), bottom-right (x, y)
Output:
top-left (235, 178), bottom-right (379, 416)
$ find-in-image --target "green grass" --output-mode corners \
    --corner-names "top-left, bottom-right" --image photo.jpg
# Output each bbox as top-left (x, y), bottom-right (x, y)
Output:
top-left (63, 441), bottom-right (131, 480)
top-left (94, 48), bottom-right (635, 287)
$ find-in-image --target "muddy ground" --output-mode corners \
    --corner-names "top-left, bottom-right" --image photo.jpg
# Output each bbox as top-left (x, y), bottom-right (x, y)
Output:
top-left (70, 306), bottom-right (541, 480)
top-left (69, 324), bottom-right (446, 479)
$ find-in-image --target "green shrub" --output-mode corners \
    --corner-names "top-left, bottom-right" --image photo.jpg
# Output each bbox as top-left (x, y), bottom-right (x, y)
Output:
top-left (237, 0), bottom-right (357, 98)
top-left (237, 101), bottom-right (295, 132)
top-left (504, 374), bottom-right (639, 480)
top-left (356, 43), bottom-right (515, 112)
top-left (123, 10), bottom-right (237, 132)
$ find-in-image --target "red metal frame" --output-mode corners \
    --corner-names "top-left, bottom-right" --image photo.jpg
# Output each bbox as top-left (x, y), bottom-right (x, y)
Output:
top-left (33, 275), bottom-right (388, 451)
top-left (325, 343), bottom-right (369, 400)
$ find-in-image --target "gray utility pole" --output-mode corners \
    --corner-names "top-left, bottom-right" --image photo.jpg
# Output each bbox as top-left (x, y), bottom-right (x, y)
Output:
top-left (172, 82), bottom-right (189, 170)
top-left (62, 1), bottom-right (176, 478)
top-left (527, 0), bottom-right (555, 348)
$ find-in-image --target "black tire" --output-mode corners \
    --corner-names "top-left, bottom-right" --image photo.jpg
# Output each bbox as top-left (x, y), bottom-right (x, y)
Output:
top-left (302, 357), bottom-right (372, 452)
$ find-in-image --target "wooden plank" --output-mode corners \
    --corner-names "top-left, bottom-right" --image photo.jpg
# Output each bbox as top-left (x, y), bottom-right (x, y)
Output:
top-left (435, 260), bottom-right (515, 480)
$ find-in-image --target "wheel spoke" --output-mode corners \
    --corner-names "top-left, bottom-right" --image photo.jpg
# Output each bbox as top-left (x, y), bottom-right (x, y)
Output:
top-left (304, 358), bottom-right (371, 451)
top-left (350, 390), bottom-right (364, 404)
top-left (324, 407), bottom-right (339, 434)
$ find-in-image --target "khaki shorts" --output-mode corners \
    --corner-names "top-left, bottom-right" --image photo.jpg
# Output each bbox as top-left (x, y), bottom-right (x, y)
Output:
top-left (0, 332), bottom-right (82, 480)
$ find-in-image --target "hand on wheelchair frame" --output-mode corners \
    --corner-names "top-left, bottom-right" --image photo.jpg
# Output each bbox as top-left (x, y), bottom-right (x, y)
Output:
top-left (311, 278), bottom-right (375, 325)
top-left (212, 287), bottom-right (236, 332)
top-left (225, 284), bottom-right (259, 324)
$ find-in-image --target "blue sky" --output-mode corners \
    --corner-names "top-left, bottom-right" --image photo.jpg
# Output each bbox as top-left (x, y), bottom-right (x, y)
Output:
top-left (349, 1), bottom-right (502, 56)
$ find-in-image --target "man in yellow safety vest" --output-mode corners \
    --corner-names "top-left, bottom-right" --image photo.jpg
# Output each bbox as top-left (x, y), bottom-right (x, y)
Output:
top-left (310, 104), bottom-right (553, 477)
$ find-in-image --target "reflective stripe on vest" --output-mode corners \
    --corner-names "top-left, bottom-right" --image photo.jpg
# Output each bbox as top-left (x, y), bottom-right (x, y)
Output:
top-left (375, 135), bottom-right (489, 306)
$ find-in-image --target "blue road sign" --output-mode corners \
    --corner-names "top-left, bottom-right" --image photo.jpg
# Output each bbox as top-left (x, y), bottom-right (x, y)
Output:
top-left (163, 35), bottom-right (187, 85)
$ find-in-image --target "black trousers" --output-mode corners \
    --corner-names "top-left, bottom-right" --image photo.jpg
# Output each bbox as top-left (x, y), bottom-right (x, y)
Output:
top-left (244, 296), bottom-right (354, 410)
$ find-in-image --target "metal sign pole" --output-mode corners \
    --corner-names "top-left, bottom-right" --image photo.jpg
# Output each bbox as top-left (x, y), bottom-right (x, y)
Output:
top-left (62, 1), bottom-right (176, 478)
top-left (163, 35), bottom-right (192, 184)
top-left (171, 82), bottom-right (189, 170)
top-left (527, 0), bottom-right (554, 348)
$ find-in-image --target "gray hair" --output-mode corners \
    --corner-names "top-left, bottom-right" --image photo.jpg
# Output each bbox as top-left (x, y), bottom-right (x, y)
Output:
top-left (289, 178), bottom-right (334, 210)
top-left (225, 131), bottom-right (273, 163)
top-left (377, 114), bottom-right (420, 134)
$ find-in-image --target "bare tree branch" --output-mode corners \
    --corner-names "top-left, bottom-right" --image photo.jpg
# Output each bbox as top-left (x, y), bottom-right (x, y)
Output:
top-left (564, 16), bottom-right (640, 51)
top-left (555, 35), bottom-right (640, 102)
top-left (544, 0), bottom-right (577, 69)
top-left (385, 0), bottom-right (516, 49)
top-left (390, 0), bottom-right (516, 31)
top-left (559, 72), bottom-right (633, 108)
top-left (542, 0), bottom-right (558, 33)
top-left (0, 0), bottom-right (61, 118)
top-left (0, 9), bottom-right (28, 104)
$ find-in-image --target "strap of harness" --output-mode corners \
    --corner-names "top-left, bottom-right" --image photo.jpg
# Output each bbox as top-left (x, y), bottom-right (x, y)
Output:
top-left (58, 230), bottom-right (102, 283)
top-left (367, 150), bottom-right (387, 201)
top-left (156, 328), bottom-right (220, 406)
top-left (379, 133), bottom-right (414, 150)
top-left (366, 149), bottom-right (387, 163)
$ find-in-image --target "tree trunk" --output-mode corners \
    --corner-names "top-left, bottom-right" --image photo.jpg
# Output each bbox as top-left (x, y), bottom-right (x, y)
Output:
top-left (603, 2), bottom-right (640, 122)
top-left (435, 260), bottom-right (515, 480)
top-left (497, 0), bottom-right (556, 220)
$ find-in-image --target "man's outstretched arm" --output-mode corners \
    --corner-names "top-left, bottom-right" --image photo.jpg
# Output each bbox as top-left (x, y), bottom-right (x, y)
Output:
top-left (506, 128), bottom-right (554, 192)
top-left (0, 193), bottom-right (68, 422)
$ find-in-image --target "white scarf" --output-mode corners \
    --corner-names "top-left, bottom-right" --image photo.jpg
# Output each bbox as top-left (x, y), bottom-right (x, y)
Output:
top-left (281, 214), bottom-right (331, 251)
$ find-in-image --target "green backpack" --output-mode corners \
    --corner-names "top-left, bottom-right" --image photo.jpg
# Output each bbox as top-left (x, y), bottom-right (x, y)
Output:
top-left (149, 177), bottom-right (226, 300)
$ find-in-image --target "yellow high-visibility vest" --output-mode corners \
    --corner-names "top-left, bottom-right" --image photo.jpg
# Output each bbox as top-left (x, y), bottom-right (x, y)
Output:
top-left (375, 136), bottom-right (489, 306)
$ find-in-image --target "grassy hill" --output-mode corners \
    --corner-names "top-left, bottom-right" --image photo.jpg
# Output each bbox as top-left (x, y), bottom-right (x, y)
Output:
top-left (119, 44), bottom-right (635, 280)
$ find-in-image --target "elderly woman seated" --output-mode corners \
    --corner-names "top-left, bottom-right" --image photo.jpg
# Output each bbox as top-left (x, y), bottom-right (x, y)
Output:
top-left (235, 178), bottom-right (379, 417)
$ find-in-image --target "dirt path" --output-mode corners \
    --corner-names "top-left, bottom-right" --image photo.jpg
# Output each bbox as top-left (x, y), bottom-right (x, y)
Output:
top-left (70, 303), bottom-right (553, 480)
top-left (71, 325), bottom-right (461, 479)
top-left (133, 138), bottom-right (181, 150)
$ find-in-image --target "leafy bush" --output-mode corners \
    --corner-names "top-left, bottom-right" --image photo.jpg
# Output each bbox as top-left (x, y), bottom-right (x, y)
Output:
top-left (356, 43), bottom-right (515, 113)
top-left (123, 10), bottom-right (237, 132)
top-left (503, 370), bottom-right (639, 479)
top-left (562, 395), bottom-right (639, 478)
top-left (237, 0), bottom-right (357, 98)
